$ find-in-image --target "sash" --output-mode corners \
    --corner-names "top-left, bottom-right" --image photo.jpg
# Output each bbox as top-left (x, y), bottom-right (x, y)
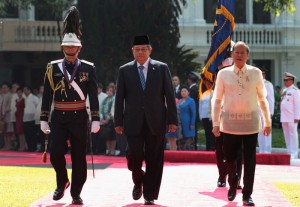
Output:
top-left (58, 61), bottom-right (85, 101)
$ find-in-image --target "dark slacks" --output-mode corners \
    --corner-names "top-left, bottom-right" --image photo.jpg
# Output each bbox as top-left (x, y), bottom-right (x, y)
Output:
top-left (202, 118), bottom-right (215, 151)
top-left (23, 120), bottom-right (36, 151)
top-left (50, 112), bottom-right (88, 197)
top-left (215, 134), bottom-right (243, 180)
top-left (222, 132), bottom-right (258, 199)
top-left (126, 118), bottom-right (165, 200)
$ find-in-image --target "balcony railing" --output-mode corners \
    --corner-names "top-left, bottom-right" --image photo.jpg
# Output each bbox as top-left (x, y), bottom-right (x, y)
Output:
top-left (0, 20), bottom-right (63, 51)
top-left (179, 24), bottom-right (300, 50)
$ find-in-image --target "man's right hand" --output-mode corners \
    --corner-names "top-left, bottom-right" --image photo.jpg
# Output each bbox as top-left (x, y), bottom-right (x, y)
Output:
top-left (40, 121), bottom-right (51, 134)
top-left (212, 126), bottom-right (221, 137)
top-left (115, 126), bottom-right (123, 134)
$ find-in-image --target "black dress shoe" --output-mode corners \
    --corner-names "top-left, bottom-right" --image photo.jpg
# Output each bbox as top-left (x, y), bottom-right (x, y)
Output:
top-left (217, 179), bottom-right (226, 187)
top-left (132, 184), bottom-right (143, 200)
top-left (243, 197), bottom-right (255, 206)
top-left (144, 199), bottom-right (155, 205)
top-left (72, 196), bottom-right (83, 205)
top-left (53, 181), bottom-right (70, 201)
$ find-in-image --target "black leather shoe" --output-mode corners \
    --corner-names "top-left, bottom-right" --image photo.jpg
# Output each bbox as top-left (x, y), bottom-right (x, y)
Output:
top-left (53, 181), bottom-right (70, 201)
top-left (72, 196), bottom-right (83, 205)
top-left (227, 187), bottom-right (237, 201)
top-left (217, 179), bottom-right (226, 187)
top-left (132, 184), bottom-right (143, 200)
top-left (144, 199), bottom-right (155, 205)
top-left (243, 197), bottom-right (255, 206)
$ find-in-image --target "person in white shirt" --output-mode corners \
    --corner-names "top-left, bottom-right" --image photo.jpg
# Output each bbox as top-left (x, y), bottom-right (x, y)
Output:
top-left (23, 86), bottom-right (39, 152)
top-left (258, 70), bottom-right (275, 153)
top-left (280, 72), bottom-right (300, 159)
top-left (212, 41), bottom-right (271, 206)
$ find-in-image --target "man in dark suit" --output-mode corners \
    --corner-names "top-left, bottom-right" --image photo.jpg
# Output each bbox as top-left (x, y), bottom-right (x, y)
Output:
top-left (172, 75), bottom-right (182, 99)
top-left (187, 73), bottom-right (199, 150)
top-left (114, 35), bottom-right (177, 205)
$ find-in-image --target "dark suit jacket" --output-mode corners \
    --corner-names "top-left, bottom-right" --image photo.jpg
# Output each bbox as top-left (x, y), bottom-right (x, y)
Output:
top-left (114, 59), bottom-right (177, 136)
top-left (189, 84), bottom-right (199, 121)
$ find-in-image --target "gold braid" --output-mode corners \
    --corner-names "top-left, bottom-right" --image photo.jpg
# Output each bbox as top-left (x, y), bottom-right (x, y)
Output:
top-left (45, 63), bottom-right (67, 98)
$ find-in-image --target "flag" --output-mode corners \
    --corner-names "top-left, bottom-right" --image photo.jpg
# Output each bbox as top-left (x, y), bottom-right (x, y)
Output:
top-left (199, 0), bottom-right (235, 98)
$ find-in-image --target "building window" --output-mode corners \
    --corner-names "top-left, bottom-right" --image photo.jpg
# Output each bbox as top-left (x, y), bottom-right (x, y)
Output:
top-left (253, 1), bottom-right (271, 24)
top-left (204, 0), bottom-right (246, 24)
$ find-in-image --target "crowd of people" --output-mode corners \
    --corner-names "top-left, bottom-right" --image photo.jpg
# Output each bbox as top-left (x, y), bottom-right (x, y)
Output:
top-left (0, 83), bottom-right (43, 152)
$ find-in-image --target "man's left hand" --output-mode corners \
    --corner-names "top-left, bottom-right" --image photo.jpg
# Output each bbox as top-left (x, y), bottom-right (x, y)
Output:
top-left (264, 126), bottom-right (271, 136)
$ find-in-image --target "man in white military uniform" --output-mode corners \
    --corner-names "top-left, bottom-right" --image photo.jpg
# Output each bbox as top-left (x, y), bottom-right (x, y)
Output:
top-left (280, 72), bottom-right (300, 159)
top-left (258, 70), bottom-right (275, 153)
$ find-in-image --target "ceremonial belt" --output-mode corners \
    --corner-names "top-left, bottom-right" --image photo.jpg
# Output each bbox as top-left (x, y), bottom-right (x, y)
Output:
top-left (54, 100), bottom-right (86, 111)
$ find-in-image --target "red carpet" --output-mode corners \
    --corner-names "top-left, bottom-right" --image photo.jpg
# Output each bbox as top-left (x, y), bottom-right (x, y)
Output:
top-left (0, 150), bottom-right (290, 166)
top-left (164, 151), bottom-right (290, 165)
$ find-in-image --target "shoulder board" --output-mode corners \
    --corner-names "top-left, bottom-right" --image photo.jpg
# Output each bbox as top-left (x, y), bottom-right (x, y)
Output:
top-left (293, 86), bottom-right (299, 90)
top-left (265, 80), bottom-right (270, 84)
top-left (50, 59), bottom-right (63, 64)
top-left (81, 60), bottom-right (94, 66)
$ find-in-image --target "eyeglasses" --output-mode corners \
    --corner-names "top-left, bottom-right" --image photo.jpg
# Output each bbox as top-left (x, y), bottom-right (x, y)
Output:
top-left (233, 51), bottom-right (248, 56)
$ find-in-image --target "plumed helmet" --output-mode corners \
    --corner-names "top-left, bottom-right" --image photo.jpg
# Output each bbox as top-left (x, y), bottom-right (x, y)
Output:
top-left (61, 6), bottom-right (82, 47)
top-left (61, 33), bottom-right (82, 46)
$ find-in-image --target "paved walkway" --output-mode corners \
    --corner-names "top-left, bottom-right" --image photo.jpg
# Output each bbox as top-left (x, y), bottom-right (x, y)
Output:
top-left (30, 162), bottom-right (300, 207)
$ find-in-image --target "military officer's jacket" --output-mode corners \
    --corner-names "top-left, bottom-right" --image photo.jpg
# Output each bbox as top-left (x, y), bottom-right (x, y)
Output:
top-left (40, 58), bottom-right (100, 122)
top-left (280, 84), bottom-right (300, 122)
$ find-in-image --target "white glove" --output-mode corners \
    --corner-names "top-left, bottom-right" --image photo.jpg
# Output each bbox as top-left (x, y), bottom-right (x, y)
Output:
top-left (40, 121), bottom-right (51, 134)
top-left (91, 121), bottom-right (100, 133)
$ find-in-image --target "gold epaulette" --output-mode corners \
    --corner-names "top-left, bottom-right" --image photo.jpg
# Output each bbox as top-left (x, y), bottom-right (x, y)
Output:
top-left (50, 59), bottom-right (63, 65)
top-left (81, 59), bottom-right (94, 66)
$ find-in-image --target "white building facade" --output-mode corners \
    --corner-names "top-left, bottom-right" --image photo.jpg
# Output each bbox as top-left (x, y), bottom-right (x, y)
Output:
top-left (179, 0), bottom-right (300, 87)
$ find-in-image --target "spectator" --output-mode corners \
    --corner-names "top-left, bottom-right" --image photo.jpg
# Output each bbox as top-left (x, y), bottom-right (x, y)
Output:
top-left (187, 73), bottom-right (199, 150)
top-left (34, 85), bottom-right (44, 152)
top-left (172, 75), bottom-right (182, 99)
top-left (100, 85), bottom-right (116, 156)
top-left (280, 72), bottom-right (300, 159)
top-left (15, 88), bottom-right (26, 151)
top-left (258, 69), bottom-right (275, 154)
top-left (9, 82), bottom-right (21, 150)
top-left (23, 86), bottom-right (39, 152)
top-left (0, 83), bottom-right (13, 150)
top-left (177, 86), bottom-right (196, 151)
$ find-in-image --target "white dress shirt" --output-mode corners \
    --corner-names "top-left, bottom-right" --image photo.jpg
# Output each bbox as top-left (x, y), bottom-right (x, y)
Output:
top-left (212, 64), bottom-right (271, 134)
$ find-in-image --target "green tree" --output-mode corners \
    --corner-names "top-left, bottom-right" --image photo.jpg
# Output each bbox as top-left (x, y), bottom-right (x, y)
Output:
top-left (77, 0), bottom-right (199, 86)
top-left (255, 0), bottom-right (296, 16)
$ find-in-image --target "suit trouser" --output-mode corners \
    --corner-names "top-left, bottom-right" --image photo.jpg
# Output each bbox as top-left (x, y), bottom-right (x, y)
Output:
top-left (282, 122), bottom-right (299, 158)
top-left (24, 120), bottom-right (36, 151)
top-left (126, 118), bottom-right (165, 200)
top-left (215, 134), bottom-right (243, 181)
top-left (50, 116), bottom-right (88, 197)
top-left (202, 118), bottom-right (215, 151)
top-left (222, 132), bottom-right (257, 199)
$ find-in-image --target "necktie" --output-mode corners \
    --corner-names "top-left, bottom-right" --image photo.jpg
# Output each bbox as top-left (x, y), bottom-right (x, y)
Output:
top-left (138, 65), bottom-right (146, 90)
